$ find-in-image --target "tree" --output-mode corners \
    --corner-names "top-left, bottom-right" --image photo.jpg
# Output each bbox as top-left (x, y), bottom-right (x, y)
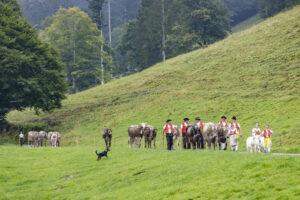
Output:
top-left (222, 0), bottom-right (258, 25)
top-left (258, 0), bottom-right (300, 18)
top-left (0, 0), bottom-right (67, 123)
top-left (40, 7), bottom-right (112, 92)
top-left (118, 0), bottom-right (230, 72)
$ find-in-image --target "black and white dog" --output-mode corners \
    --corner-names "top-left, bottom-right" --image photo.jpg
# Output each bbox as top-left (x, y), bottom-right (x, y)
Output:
top-left (95, 148), bottom-right (109, 160)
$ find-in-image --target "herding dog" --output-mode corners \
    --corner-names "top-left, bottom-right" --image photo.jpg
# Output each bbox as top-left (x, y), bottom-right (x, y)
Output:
top-left (95, 148), bottom-right (109, 160)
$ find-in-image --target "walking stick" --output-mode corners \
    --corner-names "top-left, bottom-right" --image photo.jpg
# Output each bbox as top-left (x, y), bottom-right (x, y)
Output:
top-left (162, 132), bottom-right (164, 149)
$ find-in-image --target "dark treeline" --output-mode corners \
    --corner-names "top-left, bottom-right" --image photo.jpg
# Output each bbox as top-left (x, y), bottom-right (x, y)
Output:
top-left (258, 0), bottom-right (300, 18)
top-left (117, 0), bottom-right (231, 73)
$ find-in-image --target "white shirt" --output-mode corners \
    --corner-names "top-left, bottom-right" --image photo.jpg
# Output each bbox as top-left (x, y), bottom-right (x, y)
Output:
top-left (220, 121), bottom-right (228, 127)
top-left (19, 133), bottom-right (24, 138)
top-left (231, 122), bottom-right (240, 129)
top-left (252, 128), bottom-right (261, 136)
top-left (180, 122), bottom-right (188, 129)
top-left (229, 128), bottom-right (238, 135)
top-left (163, 124), bottom-right (173, 134)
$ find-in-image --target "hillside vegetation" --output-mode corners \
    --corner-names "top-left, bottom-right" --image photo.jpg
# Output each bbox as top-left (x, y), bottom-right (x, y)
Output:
top-left (6, 6), bottom-right (300, 152)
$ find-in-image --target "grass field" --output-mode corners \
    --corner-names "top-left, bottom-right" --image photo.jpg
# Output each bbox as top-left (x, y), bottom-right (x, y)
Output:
top-left (232, 14), bottom-right (264, 33)
top-left (1, 146), bottom-right (300, 200)
top-left (3, 5), bottom-right (300, 154)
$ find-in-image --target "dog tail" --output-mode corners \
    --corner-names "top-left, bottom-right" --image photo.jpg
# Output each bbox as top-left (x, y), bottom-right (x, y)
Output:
top-left (95, 150), bottom-right (98, 155)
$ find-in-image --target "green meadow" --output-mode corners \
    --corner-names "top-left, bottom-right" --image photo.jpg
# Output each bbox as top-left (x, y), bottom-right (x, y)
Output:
top-left (1, 146), bottom-right (300, 200)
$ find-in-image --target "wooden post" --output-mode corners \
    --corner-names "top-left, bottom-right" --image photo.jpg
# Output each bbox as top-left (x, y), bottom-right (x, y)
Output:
top-left (280, 134), bottom-right (282, 147)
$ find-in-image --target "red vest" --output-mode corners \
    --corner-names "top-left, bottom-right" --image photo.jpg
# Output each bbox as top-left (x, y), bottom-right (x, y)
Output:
top-left (200, 121), bottom-right (204, 132)
top-left (263, 129), bottom-right (272, 138)
top-left (255, 130), bottom-right (260, 135)
top-left (164, 124), bottom-right (174, 134)
top-left (219, 121), bottom-right (228, 127)
top-left (231, 122), bottom-right (240, 130)
top-left (181, 122), bottom-right (189, 134)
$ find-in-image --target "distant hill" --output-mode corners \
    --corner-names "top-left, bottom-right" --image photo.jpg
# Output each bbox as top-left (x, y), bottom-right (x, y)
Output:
top-left (6, 5), bottom-right (300, 152)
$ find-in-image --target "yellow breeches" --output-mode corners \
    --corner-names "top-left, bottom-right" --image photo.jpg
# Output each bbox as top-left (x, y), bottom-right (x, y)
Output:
top-left (264, 138), bottom-right (271, 147)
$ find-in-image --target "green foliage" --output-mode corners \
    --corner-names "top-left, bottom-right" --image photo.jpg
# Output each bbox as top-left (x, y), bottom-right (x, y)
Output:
top-left (40, 7), bottom-right (113, 92)
top-left (0, 0), bottom-right (66, 123)
top-left (1, 146), bottom-right (300, 199)
top-left (222, 0), bottom-right (258, 25)
top-left (118, 0), bottom-right (230, 72)
top-left (17, 0), bottom-right (87, 28)
top-left (258, 0), bottom-right (300, 18)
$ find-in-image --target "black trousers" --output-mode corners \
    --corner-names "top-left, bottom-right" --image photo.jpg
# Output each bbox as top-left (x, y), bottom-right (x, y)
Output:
top-left (166, 134), bottom-right (173, 150)
top-left (20, 138), bottom-right (24, 146)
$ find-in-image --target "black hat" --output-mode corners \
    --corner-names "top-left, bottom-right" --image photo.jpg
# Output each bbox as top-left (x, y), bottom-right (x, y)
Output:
top-left (221, 116), bottom-right (227, 119)
top-left (184, 118), bottom-right (189, 121)
top-left (166, 119), bottom-right (172, 122)
top-left (195, 117), bottom-right (200, 120)
top-left (232, 116), bottom-right (237, 120)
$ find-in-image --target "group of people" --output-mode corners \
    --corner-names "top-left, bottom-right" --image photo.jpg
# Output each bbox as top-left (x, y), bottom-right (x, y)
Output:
top-left (251, 123), bottom-right (273, 152)
top-left (163, 116), bottom-right (273, 152)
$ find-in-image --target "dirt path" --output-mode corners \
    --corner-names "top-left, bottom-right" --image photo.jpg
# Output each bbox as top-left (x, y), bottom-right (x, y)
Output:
top-left (272, 153), bottom-right (300, 156)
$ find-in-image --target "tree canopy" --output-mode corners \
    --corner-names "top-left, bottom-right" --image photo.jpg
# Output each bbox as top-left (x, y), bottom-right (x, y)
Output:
top-left (0, 0), bottom-right (67, 123)
top-left (118, 0), bottom-right (231, 72)
top-left (40, 7), bottom-right (113, 92)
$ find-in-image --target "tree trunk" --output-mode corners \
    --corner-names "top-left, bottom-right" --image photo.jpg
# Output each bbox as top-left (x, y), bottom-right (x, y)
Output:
top-left (108, 0), bottom-right (112, 47)
top-left (100, 30), bottom-right (104, 85)
top-left (161, 0), bottom-right (166, 62)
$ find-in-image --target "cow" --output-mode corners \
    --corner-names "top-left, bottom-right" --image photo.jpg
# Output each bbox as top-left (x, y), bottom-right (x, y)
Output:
top-left (102, 128), bottom-right (112, 148)
top-left (28, 131), bottom-right (39, 147)
top-left (128, 123), bottom-right (146, 148)
top-left (47, 131), bottom-right (61, 147)
top-left (172, 125), bottom-right (180, 150)
top-left (247, 136), bottom-right (265, 152)
top-left (186, 125), bottom-right (203, 150)
top-left (215, 124), bottom-right (229, 150)
top-left (144, 125), bottom-right (157, 149)
top-left (37, 131), bottom-right (47, 147)
top-left (202, 123), bottom-right (218, 150)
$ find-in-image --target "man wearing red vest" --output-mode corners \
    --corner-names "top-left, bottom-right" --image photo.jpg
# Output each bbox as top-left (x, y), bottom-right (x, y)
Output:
top-left (195, 117), bottom-right (204, 149)
top-left (180, 118), bottom-right (189, 149)
top-left (219, 116), bottom-right (229, 127)
top-left (163, 119), bottom-right (174, 150)
top-left (263, 124), bottom-right (273, 153)
top-left (230, 116), bottom-right (242, 151)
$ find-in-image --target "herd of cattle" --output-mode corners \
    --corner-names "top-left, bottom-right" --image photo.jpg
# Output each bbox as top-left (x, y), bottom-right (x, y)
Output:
top-left (126, 122), bottom-right (229, 150)
top-left (27, 131), bottom-right (61, 147)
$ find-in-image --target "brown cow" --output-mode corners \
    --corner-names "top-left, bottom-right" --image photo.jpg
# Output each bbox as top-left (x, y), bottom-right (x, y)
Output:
top-left (144, 125), bottom-right (157, 149)
top-left (102, 128), bottom-right (112, 148)
top-left (215, 124), bottom-right (229, 150)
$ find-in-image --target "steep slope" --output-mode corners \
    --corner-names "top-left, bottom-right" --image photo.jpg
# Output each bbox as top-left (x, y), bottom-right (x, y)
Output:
top-left (7, 6), bottom-right (300, 152)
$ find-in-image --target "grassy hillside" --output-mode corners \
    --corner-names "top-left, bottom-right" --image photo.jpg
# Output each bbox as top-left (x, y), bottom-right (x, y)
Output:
top-left (232, 14), bottom-right (264, 33)
top-left (1, 146), bottom-right (300, 200)
top-left (5, 6), bottom-right (300, 152)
